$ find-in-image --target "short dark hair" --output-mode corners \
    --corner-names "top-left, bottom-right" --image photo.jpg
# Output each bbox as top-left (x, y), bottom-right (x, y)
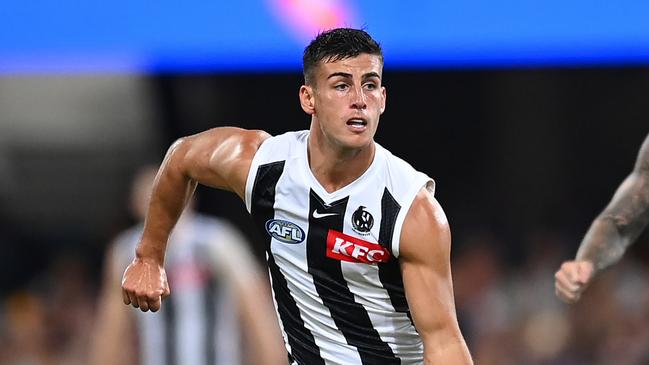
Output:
top-left (303, 28), bottom-right (383, 85)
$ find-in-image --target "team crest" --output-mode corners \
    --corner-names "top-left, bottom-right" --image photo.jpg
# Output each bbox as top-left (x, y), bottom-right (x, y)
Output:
top-left (351, 206), bottom-right (374, 235)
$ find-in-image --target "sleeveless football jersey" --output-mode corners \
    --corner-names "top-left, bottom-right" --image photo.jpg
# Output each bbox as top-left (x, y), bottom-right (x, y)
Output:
top-left (115, 214), bottom-right (251, 365)
top-left (244, 130), bottom-right (434, 365)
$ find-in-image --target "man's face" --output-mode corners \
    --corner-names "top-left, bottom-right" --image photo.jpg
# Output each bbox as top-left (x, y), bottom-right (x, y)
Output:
top-left (301, 53), bottom-right (386, 151)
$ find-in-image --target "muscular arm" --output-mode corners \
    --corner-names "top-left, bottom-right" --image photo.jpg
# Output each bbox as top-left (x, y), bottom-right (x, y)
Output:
top-left (576, 134), bottom-right (649, 271)
top-left (555, 134), bottom-right (649, 303)
top-left (122, 127), bottom-right (270, 312)
top-left (137, 127), bottom-right (270, 262)
top-left (400, 188), bottom-right (473, 364)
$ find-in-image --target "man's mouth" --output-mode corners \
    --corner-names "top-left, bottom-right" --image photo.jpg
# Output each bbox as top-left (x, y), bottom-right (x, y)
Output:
top-left (346, 118), bottom-right (367, 127)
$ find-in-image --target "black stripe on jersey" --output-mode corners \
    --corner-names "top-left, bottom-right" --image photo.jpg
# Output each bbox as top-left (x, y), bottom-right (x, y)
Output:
top-left (378, 188), bottom-right (415, 326)
top-left (378, 188), bottom-right (400, 254)
top-left (267, 254), bottom-right (325, 365)
top-left (250, 161), bottom-right (286, 252)
top-left (163, 297), bottom-right (177, 365)
top-left (250, 161), bottom-right (325, 365)
top-left (204, 276), bottom-right (217, 365)
top-left (307, 190), bottom-right (399, 364)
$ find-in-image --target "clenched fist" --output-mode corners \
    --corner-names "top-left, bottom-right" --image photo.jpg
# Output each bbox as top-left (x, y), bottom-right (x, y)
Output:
top-left (121, 257), bottom-right (170, 312)
top-left (554, 260), bottom-right (595, 304)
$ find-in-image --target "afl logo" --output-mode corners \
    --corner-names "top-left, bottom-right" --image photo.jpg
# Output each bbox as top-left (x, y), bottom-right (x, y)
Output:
top-left (265, 219), bottom-right (305, 244)
top-left (351, 206), bottom-right (374, 235)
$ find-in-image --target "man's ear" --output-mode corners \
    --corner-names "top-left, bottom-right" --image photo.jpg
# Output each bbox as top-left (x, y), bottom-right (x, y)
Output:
top-left (299, 85), bottom-right (315, 115)
top-left (380, 86), bottom-right (386, 114)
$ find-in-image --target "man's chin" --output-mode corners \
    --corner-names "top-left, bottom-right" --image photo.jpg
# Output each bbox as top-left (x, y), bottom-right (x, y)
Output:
top-left (339, 135), bottom-right (374, 151)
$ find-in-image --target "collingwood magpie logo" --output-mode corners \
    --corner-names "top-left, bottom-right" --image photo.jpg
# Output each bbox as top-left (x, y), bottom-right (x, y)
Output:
top-left (351, 206), bottom-right (374, 235)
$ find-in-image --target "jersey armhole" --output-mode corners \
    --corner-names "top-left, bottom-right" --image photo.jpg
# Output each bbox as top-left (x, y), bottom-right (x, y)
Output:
top-left (244, 140), bottom-right (268, 213)
top-left (391, 176), bottom-right (435, 258)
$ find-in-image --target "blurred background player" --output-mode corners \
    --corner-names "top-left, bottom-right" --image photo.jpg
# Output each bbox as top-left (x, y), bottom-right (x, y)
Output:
top-left (89, 165), bottom-right (285, 365)
top-left (555, 133), bottom-right (649, 303)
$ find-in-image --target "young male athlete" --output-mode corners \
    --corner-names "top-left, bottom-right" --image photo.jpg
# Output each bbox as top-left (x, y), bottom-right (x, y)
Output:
top-left (122, 28), bottom-right (473, 364)
top-left (555, 133), bottom-right (649, 303)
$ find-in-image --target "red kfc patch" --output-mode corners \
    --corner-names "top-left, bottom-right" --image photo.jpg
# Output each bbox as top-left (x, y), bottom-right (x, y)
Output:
top-left (326, 230), bottom-right (391, 264)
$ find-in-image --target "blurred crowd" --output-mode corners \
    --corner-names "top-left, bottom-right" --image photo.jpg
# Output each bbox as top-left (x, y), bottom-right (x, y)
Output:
top-left (0, 253), bottom-right (95, 365)
top-left (1, 226), bottom-right (648, 365)
top-left (454, 231), bottom-right (649, 365)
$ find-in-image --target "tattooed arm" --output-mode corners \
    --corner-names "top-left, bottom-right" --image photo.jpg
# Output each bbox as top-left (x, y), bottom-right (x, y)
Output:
top-left (555, 133), bottom-right (649, 303)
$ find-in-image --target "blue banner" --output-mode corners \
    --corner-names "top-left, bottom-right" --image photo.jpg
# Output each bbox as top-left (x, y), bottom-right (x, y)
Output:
top-left (1, 0), bottom-right (648, 73)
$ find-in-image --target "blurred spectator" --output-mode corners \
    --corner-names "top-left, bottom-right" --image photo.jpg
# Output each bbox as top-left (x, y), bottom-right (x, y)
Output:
top-left (88, 166), bottom-right (285, 365)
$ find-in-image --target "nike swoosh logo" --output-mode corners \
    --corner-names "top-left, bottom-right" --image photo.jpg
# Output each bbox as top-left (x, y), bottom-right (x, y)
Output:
top-left (312, 210), bottom-right (339, 219)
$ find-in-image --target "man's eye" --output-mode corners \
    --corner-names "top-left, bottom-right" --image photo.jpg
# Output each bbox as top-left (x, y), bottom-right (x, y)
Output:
top-left (334, 84), bottom-right (348, 91)
top-left (364, 83), bottom-right (377, 90)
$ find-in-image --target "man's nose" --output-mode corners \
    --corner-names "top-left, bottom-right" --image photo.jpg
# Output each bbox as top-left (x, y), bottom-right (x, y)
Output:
top-left (350, 86), bottom-right (367, 110)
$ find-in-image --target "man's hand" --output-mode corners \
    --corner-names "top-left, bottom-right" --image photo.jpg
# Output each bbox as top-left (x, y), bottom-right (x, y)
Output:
top-left (554, 260), bottom-right (595, 304)
top-left (121, 257), bottom-right (170, 312)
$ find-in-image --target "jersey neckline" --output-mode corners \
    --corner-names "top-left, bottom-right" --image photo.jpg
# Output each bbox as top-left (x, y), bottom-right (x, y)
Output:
top-left (299, 131), bottom-right (383, 203)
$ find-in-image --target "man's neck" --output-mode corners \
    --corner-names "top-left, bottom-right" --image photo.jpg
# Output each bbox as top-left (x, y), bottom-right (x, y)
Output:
top-left (307, 134), bottom-right (375, 194)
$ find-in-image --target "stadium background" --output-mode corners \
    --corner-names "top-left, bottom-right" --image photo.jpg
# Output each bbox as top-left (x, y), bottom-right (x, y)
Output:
top-left (1, 1), bottom-right (649, 363)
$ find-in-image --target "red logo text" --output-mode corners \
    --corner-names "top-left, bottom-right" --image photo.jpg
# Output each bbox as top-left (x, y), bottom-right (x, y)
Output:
top-left (326, 230), bottom-right (390, 264)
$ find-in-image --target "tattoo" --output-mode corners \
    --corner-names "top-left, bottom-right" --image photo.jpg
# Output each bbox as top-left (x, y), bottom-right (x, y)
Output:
top-left (577, 133), bottom-right (649, 271)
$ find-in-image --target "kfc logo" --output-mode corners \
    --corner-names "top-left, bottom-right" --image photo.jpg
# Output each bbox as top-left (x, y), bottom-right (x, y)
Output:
top-left (326, 230), bottom-right (390, 264)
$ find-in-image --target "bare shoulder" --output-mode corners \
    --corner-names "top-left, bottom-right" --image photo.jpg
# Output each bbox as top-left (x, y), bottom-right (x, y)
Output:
top-left (223, 127), bottom-right (271, 147)
top-left (175, 127), bottom-right (271, 198)
top-left (182, 127), bottom-right (270, 153)
top-left (399, 187), bottom-right (451, 263)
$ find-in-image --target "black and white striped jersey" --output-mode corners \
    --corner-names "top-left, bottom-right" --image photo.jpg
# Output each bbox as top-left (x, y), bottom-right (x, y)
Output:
top-left (244, 130), bottom-right (434, 365)
top-left (115, 214), bottom-right (254, 365)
